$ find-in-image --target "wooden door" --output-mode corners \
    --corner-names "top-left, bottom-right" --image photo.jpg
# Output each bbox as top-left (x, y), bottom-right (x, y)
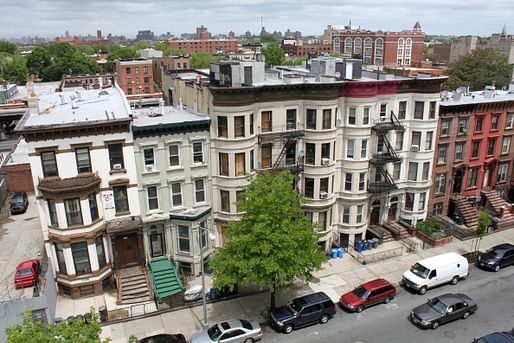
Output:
top-left (116, 234), bottom-right (139, 267)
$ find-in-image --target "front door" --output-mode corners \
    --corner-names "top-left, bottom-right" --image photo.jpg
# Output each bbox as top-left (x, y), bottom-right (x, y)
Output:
top-left (116, 234), bottom-right (140, 267)
top-left (370, 201), bottom-right (381, 225)
top-left (453, 169), bottom-right (463, 194)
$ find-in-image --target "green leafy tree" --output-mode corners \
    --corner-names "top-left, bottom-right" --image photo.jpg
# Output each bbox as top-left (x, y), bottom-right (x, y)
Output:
top-left (1, 55), bottom-right (28, 84)
top-left (5, 309), bottom-right (110, 343)
top-left (26, 46), bottom-right (52, 78)
top-left (105, 47), bottom-right (138, 72)
top-left (472, 210), bottom-right (491, 253)
top-left (262, 41), bottom-right (285, 66)
top-left (445, 48), bottom-right (512, 91)
top-left (152, 42), bottom-right (171, 56)
top-left (190, 52), bottom-right (216, 68)
top-left (0, 41), bottom-right (17, 54)
top-left (209, 171), bottom-right (328, 309)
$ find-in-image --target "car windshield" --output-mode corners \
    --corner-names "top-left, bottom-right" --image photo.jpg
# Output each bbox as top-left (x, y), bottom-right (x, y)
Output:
top-left (428, 298), bottom-right (448, 314)
top-left (410, 263), bottom-right (430, 279)
top-left (12, 196), bottom-right (24, 203)
top-left (485, 248), bottom-right (503, 258)
top-left (352, 286), bottom-right (368, 299)
top-left (17, 268), bottom-right (33, 276)
top-left (288, 300), bottom-right (301, 315)
top-left (207, 324), bottom-right (222, 340)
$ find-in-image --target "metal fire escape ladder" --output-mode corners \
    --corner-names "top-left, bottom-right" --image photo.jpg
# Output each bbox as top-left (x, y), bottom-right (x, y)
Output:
top-left (373, 132), bottom-right (400, 163)
top-left (272, 136), bottom-right (294, 171)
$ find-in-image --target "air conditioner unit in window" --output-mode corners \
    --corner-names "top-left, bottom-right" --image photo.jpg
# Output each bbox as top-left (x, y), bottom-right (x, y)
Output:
top-left (321, 158), bottom-right (330, 166)
top-left (410, 145), bottom-right (419, 152)
top-left (113, 163), bottom-right (123, 170)
top-left (320, 191), bottom-right (328, 199)
top-left (145, 164), bottom-right (154, 172)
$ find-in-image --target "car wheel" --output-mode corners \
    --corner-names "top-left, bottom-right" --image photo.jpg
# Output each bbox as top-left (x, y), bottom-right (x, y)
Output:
top-left (419, 286), bottom-right (428, 295)
top-left (431, 321), bottom-right (440, 330)
top-left (383, 296), bottom-right (392, 304)
top-left (462, 311), bottom-right (470, 320)
top-left (244, 339), bottom-right (254, 343)
top-left (494, 264), bottom-right (501, 272)
top-left (356, 305), bottom-right (364, 313)
top-left (319, 314), bottom-right (329, 324)
top-left (451, 276), bottom-right (459, 285)
top-left (283, 324), bottom-right (293, 334)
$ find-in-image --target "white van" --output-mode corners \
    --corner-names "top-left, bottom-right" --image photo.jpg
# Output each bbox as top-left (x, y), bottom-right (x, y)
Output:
top-left (402, 252), bottom-right (468, 295)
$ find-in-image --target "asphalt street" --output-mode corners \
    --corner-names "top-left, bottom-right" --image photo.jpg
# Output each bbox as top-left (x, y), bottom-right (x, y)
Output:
top-left (260, 264), bottom-right (514, 343)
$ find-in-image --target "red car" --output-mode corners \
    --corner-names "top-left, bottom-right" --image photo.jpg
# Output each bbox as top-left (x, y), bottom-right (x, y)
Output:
top-left (340, 278), bottom-right (396, 313)
top-left (14, 259), bottom-right (40, 289)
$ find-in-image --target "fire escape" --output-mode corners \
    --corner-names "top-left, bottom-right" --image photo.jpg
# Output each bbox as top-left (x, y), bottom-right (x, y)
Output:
top-left (368, 111), bottom-right (403, 193)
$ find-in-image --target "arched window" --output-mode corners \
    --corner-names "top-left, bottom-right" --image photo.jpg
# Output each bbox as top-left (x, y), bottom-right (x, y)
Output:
top-left (363, 38), bottom-right (373, 64)
top-left (354, 37), bottom-right (362, 56)
top-left (404, 38), bottom-right (412, 65)
top-left (397, 39), bottom-right (405, 65)
top-left (344, 37), bottom-right (352, 55)
top-left (333, 37), bottom-right (340, 52)
top-left (374, 38), bottom-right (384, 65)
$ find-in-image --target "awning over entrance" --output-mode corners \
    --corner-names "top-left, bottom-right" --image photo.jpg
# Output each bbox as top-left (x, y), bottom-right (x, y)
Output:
top-left (106, 216), bottom-right (143, 234)
top-left (148, 257), bottom-right (185, 300)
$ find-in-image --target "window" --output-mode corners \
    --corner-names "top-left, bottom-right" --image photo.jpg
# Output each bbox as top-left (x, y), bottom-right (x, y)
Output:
top-left (455, 143), bottom-right (464, 160)
top-left (47, 199), bottom-right (58, 226)
top-left (320, 177), bottom-right (329, 193)
top-left (441, 120), bottom-right (450, 136)
top-left (178, 226), bottom-right (190, 253)
top-left (393, 162), bottom-right (401, 180)
top-left (396, 132), bottom-right (404, 150)
top-left (506, 112), bottom-right (514, 129)
top-left (356, 205), bottom-right (364, 223)
top-left (346, 139), bottom-right (354, 159)
top-left (429, 101), bottom-right (436, 119)
top-left (363, 107), bottom-right (370, 125)
top-left (143, 66), bottom-right (148, 74)
top-left (108, 143), bottom-right (124, 169)
top-left (171, 183), bottom-right (182, 207)
top-left (414, 101), bottom-right (424, 119)
top-left (306, 109), bottom-right (316, 129)
top-left (491, 115), bottom-right (499, 130)
top-left (261, 111), bottom-right (272, 132)
top-left (380, 103), bottom-right (387, 118)
top-left (361, 139), bottom-right (368, 159)
top-left (418, 192), bottom-right (426, 211)
top-left (306, 143), bottom-right (316, 165)
top-left (475, 117), bottom-right (483, 132)
top-left (359, 172), bottom-right (366, 190)
top-left (433, 203), bottom-right (444, 215)
top-left (235, 153), bottom-right (246, 176)
top-left (472, 141), bottom-right (480, 158)
top-left (125, 67), bottom-right (131, 74)
top-left (345, 173), bottom-right (352, 191)
top-left (398, 101), bottom-right (407, 119)
top-left (342, 207), bottom-right (350, 224)
top-left (318, 211), bottom-right (327, 231)
top-left (323, 109), bottom-right (331, 129)
top-left (220, 190), bottom-right (230, 212)
top-left (96, 236), bottom-right (106, 268)
top-left (305, 211), bottom-right (313, 223)
top-left (468, 168), bottom-right (479, 188)
top-left (422, 162), bottom-right (430, 181)
top-left (71, 242), bottom-right (91, 275)
top-left (169, 144), bottom-right (180, 167)
top-left (236, 190), bottom-right (245, 212)
top-left (425, 132), bottom-right (433, 150)
top-left (143, 148), bottom-right (155, 171)
top-left (497, 163), bottom-right (508, 182)
top-left (88, 193), bottom-right (99, 221)
top-left (113, 186), bottom-right (129, 213)
top-left (250, 149), bottom-right (254, 169)
top-left (502, 136), bottom-right (511, 154)
top-left (192, 142), bottom-right (204, 163)
top-left (249, 113), bottom-right (254, 134)
top-left (408, 162), bottom-right (418, 181)
top-left (147, 186), bottom-right (159, 210)
top-left (348, 107), bottom-right (356, 125)
top-left (305, 178), bottom-right (314, 198)
top-left (286, 109), bottom-right (296, 129)
top-left (234, 116), bottom-right (245, 137)
top-left (436, 173), bottom-right (446, 193)
top-left (41, 151), bottom-right (58, 177)
top-left (55, 243), bottom-right (67, 274)
top-left (344, 37), bottom-right (353, 54)
top-left (438, 145), bottom-right (447, 164)
top-left (261, 144), bottom-right (272, 168)
top-left (458, 118), bottom-right (467, 134)
top-left (487, 139), bottom-right (496, 155)
top-left (405, 192), bottom-right (414, 211)
top-left (150, 232), bottom-right (164, 258)
top-left (219, 153), bottom-right (229, 176)
top-left (65, 198), bottom-right (82, 226)
top-left (411, 131), bottom-right (421, 147)
top-left (321, 143), bottom-right (330, 160)
top-left (195, 179), bottom-right (206, 203)
top-left (75, 148), bottom-right (91, 173)
top-left (218, 116), bottom-right (228, 137)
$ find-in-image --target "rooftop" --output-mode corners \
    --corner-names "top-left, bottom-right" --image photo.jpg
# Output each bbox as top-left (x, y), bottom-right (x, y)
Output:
top-left (132, 104), bottom-right (209, 128)
top-left (440, 86), bottom-right (514, 106)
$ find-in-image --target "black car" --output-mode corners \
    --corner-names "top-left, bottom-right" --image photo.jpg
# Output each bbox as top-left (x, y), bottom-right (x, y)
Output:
top-left (474, 330), bottom-right (514, 343)
top-left (10, 192), bottom-right (28, 215)
top-left (138, 333), bottom-right (186, 343)
top-left (270, 291), bottom-right (336, 334)
top-left (477, 243), bottom-right (514, 272)
top-left (410, 293), bottom-right (477, 330)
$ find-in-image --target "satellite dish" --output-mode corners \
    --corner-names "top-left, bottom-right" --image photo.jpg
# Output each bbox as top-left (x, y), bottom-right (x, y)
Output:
top-left (456, 86), bottom-right (467, 94)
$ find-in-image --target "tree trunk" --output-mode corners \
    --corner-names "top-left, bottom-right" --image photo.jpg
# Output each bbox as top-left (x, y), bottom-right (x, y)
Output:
top-left (270, 277), bottom-right (276, 310)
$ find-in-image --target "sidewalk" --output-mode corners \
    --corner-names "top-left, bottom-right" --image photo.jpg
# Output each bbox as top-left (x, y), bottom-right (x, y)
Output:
top-left (98, 228), bottom-right (514, 342)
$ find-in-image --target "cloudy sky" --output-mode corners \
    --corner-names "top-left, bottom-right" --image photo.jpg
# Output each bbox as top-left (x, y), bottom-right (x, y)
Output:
top-left (1, 0), bottom-right (513, 38)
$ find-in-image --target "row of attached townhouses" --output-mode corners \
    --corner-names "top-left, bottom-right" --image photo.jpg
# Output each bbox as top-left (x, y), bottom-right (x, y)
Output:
top-left (14, 57), bottom-right (446, 300)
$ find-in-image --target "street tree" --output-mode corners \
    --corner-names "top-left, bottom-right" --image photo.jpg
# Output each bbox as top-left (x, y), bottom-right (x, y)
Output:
top-left (209, 171), bottom-right (328, 309)
top-left (472, 210), bottom-right (492, 254)
top-left (5, 309), bottom-right (109, 343)
top-left (445, 48), bottom-right (512, 91)
top-left (262, 41), bottom-right (285, 66)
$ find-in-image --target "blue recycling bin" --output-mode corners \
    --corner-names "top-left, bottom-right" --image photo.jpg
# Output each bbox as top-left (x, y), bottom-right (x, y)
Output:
top-left (337, 247), bottom-right (344, 258)
top-left (362, 240), bottom-right (369, 251)
top-left (331, 248), bottom-right (338, 259)
top-left (210, 287), bottom-right (219, 300)
top-left (354, 240), bottom-right (362, 252)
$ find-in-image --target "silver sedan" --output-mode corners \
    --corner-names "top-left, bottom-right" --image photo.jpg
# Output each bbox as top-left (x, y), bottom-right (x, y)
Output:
top-left (190, 319), bottom-right (263, 343)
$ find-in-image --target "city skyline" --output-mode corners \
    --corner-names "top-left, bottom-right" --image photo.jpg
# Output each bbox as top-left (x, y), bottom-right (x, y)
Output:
top-left (1, 0), bottom-right (513, 39)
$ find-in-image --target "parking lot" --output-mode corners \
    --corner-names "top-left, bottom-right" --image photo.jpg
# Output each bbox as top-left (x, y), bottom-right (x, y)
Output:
top-left (0, 193), bottom-right (45, 301)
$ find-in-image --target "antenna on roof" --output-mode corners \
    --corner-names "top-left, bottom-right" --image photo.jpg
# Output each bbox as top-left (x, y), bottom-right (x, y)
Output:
top-left (59, 94), bottom-right (66, 105)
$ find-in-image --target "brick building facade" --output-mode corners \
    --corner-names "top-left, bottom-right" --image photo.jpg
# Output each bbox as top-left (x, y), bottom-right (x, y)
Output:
top-left (167, 39), bottom-right (238, 54)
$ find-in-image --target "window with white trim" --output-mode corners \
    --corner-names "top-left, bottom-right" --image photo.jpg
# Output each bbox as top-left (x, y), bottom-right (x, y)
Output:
top-left (497, 163), bottom-right (508, 182)
top-left (177, 225), bottom-right (190, 253)
top-left (195, 179), bottom-right (206, 203)
top-left (147, 186), bottom-right (159, 210)
top-left (501, 136), bottom-right (511, 154)
top-left (171, 182), bottom-right (182, 207)
top-left (168, 144), bottom-right (180, 167)
top-left (143, 148), bottom-right (155, 171)
top-left (192, 141), bottom-right (204, 163)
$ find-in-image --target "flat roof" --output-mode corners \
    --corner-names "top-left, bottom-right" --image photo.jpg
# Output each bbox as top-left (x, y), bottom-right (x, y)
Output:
top-left (132, 105), bottom-right (209, 127)
top-left (12, 82), bottom-right (61, 100)
top-left (440, 89), bottom-right (514, 106)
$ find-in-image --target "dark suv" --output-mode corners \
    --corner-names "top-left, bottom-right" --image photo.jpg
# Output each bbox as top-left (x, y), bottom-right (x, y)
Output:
top-left (477, 243), bottom-right (514, 272)
top-left (270, 292), bottom-right (336, 334)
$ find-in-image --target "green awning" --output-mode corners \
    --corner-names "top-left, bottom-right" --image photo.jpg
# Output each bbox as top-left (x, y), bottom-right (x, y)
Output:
top-left (148, 257), bottom-right (185, 300)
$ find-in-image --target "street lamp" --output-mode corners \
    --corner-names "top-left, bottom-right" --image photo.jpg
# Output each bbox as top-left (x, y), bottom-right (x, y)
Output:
top-left (198, 225), bottom-right (216, 329)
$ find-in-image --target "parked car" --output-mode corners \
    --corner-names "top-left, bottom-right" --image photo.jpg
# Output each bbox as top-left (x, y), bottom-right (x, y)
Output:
top-left (14, 259), bottom-right (40, 289)
top-left (410, 293), bottom-right (477, 330)
top-left (403, 252), bottom-right (468, 295)
top-left (190, 319), bottom-right (262, 343)
top-left (10, 192), bottom-right (28, 215)
top-left (138, 333), bottom-right (186, 343)
top-left (474, 330), bottom-right (514, 343)
top-left (270, 291), bottom-right (336, 334)
top-left (477, 243), bottom-right (514, 272)
top-left (340, 278), bottom-right (396, 313)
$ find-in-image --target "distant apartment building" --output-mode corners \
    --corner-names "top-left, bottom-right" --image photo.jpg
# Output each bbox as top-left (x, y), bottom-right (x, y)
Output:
top-left (115, 59), bottom-right (162, 106)
top-left (329, 22), bottom-right (424, 66)
top-left (136, 30), bottom-right (155, 41)
top-left (282, 42), bottom-right (331, 57)
top-left (167, 38), bottom-right (238, 54)
top-left (138, 48), bottom-right (164, 59)
top-left (50, 31), bottom-right (107, 47)
top-left (449, 36), bottom-right (478, 63)
top-left (61, 73), bottom-right (115, 90)
top-left (150, 56), bottom-right (191, 92)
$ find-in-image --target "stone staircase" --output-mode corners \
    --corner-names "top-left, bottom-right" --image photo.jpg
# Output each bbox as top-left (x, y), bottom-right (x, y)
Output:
top-left (117, 266), bottom-right (152, 304)
top-left (481, 189), bottom-right (514, 228)
top-left (453, 195), bottom-right (479, 229)
top-left (367, 225), bottom-right (393, 243)
top-left (383, 221), bottom-right (412, 240)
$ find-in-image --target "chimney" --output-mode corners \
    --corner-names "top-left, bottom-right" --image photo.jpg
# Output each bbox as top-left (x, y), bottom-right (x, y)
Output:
top-left (99, 77), bottom-right (103, 88)
top-left (27, 75), bottom-right (39, 116)
top-left (59, 94), bottom-right (66, 105)
top-left (159, 98), bottom-right (164, 114)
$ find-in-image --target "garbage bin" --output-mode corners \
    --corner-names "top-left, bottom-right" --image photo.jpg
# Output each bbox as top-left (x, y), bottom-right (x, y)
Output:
top-left (367, 239), bottom-right (374, 249)
top-left (98, 305), bottom-right (107, 323)
top-left (372, 238), bottom-right (379, 249)
top-left (331, 248), bottom-right (338, 259)
top-left (354, 240), bottom-right (362, 252)
top-left (337, 247), bottom-right (344, 258)
top-left (210, 287), bottom-right (219, 300)
top-left (362, 240), bottom-right (369, 251)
